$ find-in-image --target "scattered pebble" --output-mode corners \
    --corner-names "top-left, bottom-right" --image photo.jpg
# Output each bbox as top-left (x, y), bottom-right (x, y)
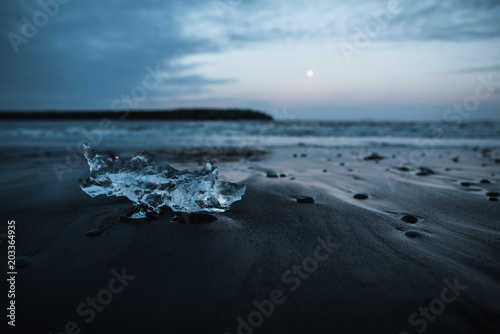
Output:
top-left (300, 153), bottom-right (307, 158)
top-left (416, 167), bottom-right (434, 176)
top-left (280, 173), bottom-right (287, 178)
top-left (460, 182), bottom-right (474, 187)
top-left (293, 154), bottom-right (298, 158)
top-left (486, 192), bottom-right (500, 197)
top-left (398, 167), bottom-right (410, 172)
top-left (289, 177), bottom-right (296, 180)
top-left (452, 157), bottom-right (459, 163)
top-left (16, 256), bottom-right (31, 268)
top-left (480, 179), bottom-right (491, 184)
top-left (297, 196), bottom-right (314, 203)
top-left (363, 153), bottom-right (385, 161)
top-left (337, 153), bottom-right (342, 158)
top-left (86, 229), bottom-right (102, 237)
top-left (444, 168), bottom-right (451, 172)
top-left (323, 169), bottom-right (328, 173)
top-left (401, 215), bottom-right (418, 224)
top-left (339, 162), bottom-right (345, 166)
top-left (404, 231), bottom-right (422, 238)
top-left (489, 197), bottom-right (499, 202)
top-left (146, 211), bottom-right (160, 220)
top-left (353, 194), bottom-right (368, 200)
top-left (266, 171), bottom-right (279, 178)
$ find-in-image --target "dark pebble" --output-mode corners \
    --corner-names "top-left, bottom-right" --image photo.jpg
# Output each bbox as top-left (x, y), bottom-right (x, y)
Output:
top-left (486, 192), bottom-right (500, 197)
top-left (266, 171), bottom-right (279, 178)
top-left (480, 179), bottom-right (490, 184)
top-left (300, 153), bottom-right (307, 158)
top-left (323, 169), bottom-right (328, 173)
top-left (398, 167), bottom-right (410, 172)
top-left (297, 196), bottom-right (314, 203)
top-left (293, 154), bottom-right (298, 158)
top-left (452, 157), bottom-right (459, 162)
top-left (416, 167), bottom-right (434, 176)
top-left (86, 229), bottom-right (102, 237)
top-left (489, 197), bottom-right (499, 202)
top-left (339, 162), bottom-right (345, 166)
top-left (337, 154), bottom-right (342, 158)
top-left (353, 194), bottom-right (368, 200)
top-left (444, 168), bottom-right (451, 172)
top-left (146, 211), bottom-right (160, 220)
top-left (364, 153), bottom-right (385, 161)
top-left (460, 182), bottom-right (473, 187)
top-left (16, 256), bottom-right (31, 268)
top-left (405, 231), bottom-right (422, 238)
top-left (280, 173), bottom-right (287, 178)
top-left (401, 215), bottom-right (419, 224)
top-left (289, 177), bottom-right (296, 180)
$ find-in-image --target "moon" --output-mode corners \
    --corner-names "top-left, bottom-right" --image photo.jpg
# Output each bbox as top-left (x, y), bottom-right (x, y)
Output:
top-left (306, 70), bottom-right (314, 77)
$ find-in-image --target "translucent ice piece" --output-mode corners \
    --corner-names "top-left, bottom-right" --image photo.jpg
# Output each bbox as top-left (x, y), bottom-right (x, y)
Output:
top-left (80, 144), bottom-right (245, 217)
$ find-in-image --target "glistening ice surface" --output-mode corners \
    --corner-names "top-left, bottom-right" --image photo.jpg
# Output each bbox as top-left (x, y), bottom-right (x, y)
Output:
top-left (80, 144), bottom-right (246, 218)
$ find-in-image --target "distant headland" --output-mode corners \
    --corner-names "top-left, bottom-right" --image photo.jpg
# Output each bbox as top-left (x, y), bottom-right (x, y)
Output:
top-left (0, 109), bottom-right (273, 121)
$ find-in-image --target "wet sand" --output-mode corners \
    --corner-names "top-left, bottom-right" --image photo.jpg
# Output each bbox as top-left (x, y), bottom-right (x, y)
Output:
top-left (2, 145), bottom-right (500, 334)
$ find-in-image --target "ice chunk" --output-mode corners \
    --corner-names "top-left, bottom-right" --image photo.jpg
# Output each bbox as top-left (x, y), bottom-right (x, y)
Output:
top-left (80, 144), bottom-right (245, 218)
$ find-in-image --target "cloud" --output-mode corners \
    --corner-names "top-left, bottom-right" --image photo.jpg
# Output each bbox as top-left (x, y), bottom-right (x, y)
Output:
top-left (0, 0), bottom-right (499, 110)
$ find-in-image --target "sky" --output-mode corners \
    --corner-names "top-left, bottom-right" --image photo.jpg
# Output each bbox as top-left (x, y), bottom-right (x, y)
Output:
top-left (1, 0), bottom-right (499, 120)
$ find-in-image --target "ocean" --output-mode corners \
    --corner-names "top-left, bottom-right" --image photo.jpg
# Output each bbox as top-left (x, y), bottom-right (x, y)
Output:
top-left (1, 120), bottom-right (499, 149)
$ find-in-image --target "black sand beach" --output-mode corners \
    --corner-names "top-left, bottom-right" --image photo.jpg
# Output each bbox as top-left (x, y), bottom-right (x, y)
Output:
top-left (3, 145), bottom-right (500, 334)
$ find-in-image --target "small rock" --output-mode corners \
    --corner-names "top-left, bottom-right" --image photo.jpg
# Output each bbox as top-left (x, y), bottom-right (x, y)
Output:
top-left (86, 229), bottom-right (102, 237)
top-left (486, 192), bottom-right (500, 197)
top-left (460, 182), bottom-right (473, 187)
top-left (323, 169), bottom-right (328, 173)
top-left (339, 162), bottom-right (345, 166)
top-left (398, 167), bottom-right (410, 172)
top-left (300, 153), bottom-right (307, 158)
top-left (401, 215), bottom-right (418, 224)
top-left (266, 171), bottom-right (279, 178)
top-left (292, 154), bottom-right (298, 158)
top-left (416, 167), bottom-right (434, 176)
top-left (363, 153), bottom-right (385, 161)
top-left (280, 173), bottom-right (287, 178)
top-left (489, 197), bottom-right (499, 202)
top-left (289, 177), bottom-right (296, 180)
top-left (297, 196), bottom-right (314, 203)
top-left (405, 231), bottom-right (422, 238)
top-left (480, 179), bottom-right (490, 184)
top-left (353, 194), bottom-right (368, 200)
top-left (16, 256), bottom-right (31, 268)
top-left (452, 157), bottom-right (459, 163)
